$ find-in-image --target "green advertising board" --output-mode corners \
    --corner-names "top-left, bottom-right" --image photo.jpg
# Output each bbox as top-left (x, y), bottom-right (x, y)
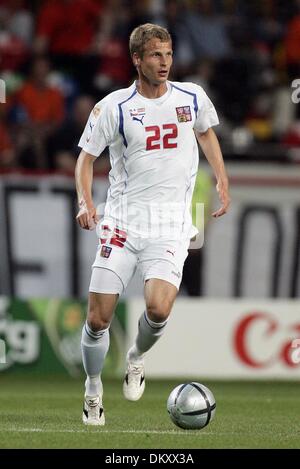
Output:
top-left (0, 297), bottom-right (126, 377)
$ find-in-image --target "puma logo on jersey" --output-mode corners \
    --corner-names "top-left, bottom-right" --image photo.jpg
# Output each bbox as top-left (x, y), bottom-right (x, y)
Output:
top-left (166, 249), bottom-right (175, 256)
top-left (132, 115), bottom-right (145, 125)
top-left (130, 108), bottom-right (146, 125)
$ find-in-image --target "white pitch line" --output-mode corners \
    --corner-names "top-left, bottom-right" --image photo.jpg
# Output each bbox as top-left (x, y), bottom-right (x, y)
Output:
top-left (2, 428), bottom-right (210, 435)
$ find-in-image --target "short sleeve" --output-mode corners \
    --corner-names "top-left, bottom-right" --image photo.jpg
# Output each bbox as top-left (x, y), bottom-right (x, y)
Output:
top-left (78, 100), bottom-right (117, 157)
top-left (193, 87), bottom-right (219, 133)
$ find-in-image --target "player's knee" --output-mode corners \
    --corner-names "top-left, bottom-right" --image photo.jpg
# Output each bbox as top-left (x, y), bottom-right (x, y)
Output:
top-left (146, 301), bottom-right (171, 323)
top-left (87, 311), bottom-right (110, 332)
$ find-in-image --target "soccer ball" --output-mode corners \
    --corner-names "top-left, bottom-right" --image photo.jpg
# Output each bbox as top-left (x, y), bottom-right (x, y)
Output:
top-left (167, 382), bottom-right (216, 430)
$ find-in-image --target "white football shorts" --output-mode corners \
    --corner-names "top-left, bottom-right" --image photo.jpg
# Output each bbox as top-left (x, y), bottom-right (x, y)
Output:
top-left (89, 220), bottom-right (190, 295)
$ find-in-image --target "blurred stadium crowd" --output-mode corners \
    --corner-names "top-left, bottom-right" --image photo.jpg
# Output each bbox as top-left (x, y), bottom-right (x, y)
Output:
top-left (0, 0), bottom-right (300, 172)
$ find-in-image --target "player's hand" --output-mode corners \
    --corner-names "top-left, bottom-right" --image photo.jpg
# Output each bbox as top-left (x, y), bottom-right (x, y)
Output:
top-left (76, 204), bottom-right (99, 230)
top-left (212, 180), bottom-right (230, 218)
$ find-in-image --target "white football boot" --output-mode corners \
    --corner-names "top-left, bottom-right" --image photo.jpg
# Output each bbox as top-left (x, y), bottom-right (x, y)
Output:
top-left (123, 361), bottom-right (145, 401)
top-left (82, 395), bottom-right (105, 426)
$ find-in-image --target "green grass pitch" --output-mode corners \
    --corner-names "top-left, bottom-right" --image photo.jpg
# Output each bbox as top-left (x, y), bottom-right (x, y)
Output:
top-left (0, 374), bottom-right (299, 449)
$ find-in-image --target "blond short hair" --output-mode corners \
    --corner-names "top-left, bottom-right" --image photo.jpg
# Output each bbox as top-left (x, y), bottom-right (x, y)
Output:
top-left (129, 23), bottom-right (172, 58)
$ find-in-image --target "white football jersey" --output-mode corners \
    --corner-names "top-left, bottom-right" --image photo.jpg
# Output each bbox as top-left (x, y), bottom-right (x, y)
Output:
top-left (78, 81), bottom-right (219, 239)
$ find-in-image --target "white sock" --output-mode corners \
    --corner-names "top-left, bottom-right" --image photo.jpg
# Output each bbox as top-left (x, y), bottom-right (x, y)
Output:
top-left (81, 321), bottom-right (109, 396)
top-left (127, 311), bottom-right (168, 364)
top-left (84, 376), bottom-right (102, 397)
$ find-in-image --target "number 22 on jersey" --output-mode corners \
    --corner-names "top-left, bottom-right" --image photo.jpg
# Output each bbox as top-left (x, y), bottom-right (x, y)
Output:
top-left (145, 124), bottom-right (178, 151)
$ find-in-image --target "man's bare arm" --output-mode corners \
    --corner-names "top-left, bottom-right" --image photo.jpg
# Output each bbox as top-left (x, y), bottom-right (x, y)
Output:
top-left (75, 150), bottom-right (99, 230)
top-left (195, 127), bottom-right (230, 218)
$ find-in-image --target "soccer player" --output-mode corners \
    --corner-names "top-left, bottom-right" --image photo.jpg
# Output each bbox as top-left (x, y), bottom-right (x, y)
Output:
top-left (75, 23), bottom-right (230, 425)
